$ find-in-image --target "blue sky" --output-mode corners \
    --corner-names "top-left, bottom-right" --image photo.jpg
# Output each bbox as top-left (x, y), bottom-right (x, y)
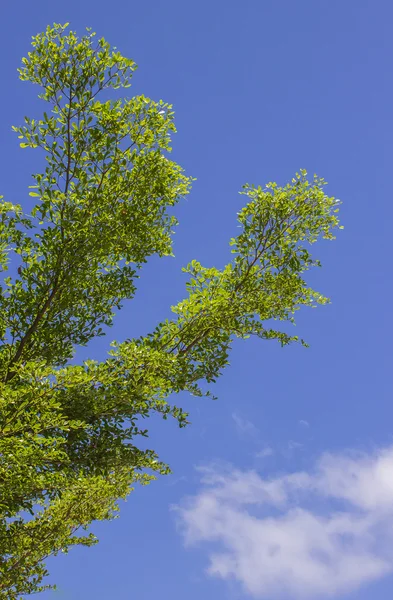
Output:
top-left (1, 1), bottom-right (393, 598)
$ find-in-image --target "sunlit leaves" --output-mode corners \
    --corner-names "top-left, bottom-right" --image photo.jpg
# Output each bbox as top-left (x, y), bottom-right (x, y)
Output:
top-left (3, 23), bottom-right (191, 372)
top-left (0, 23), bottom-right (341, 598)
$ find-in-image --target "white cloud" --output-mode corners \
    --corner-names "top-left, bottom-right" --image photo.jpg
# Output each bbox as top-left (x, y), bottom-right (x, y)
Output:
top-left (232, 412), bottom-right (258, 438)
top-left (256, 447), bottom-right (274, 459)
top-left (287, 440), bottom-right (303, 451)
top-left (174, 446), bottom-right (393, 599)
top-left (299, 420), bottom-right (310, 427)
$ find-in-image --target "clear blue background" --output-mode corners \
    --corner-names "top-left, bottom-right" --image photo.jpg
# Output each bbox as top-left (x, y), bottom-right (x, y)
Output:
top-left (1, 1), bottom-right (392, 598)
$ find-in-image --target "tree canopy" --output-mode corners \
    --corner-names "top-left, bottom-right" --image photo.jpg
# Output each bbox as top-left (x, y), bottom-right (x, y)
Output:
top-left (0, 23), bottom-right (342, 597)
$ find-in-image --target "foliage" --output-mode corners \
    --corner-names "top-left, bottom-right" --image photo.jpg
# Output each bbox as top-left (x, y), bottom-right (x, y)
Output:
top-left (0, 23), bottom-right (342, 597)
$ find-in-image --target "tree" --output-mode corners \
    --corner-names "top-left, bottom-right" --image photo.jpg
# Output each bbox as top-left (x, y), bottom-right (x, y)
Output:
top-left (0, 23), bottom-right (342, 597)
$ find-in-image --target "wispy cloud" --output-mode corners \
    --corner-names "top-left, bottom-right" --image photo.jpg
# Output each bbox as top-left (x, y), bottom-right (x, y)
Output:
top-left (298, 419), bottom-right (310, 427)
top-left (232, 412), bottom-right (258, 438)
top-left (174, 446), bottom-right (393, 599)
top-left (166, 475), bottom-right (188, 487)
top-left (255, 447), bottom-right (274, 459)
top-left (287, 440), bottom-right (303, 451)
